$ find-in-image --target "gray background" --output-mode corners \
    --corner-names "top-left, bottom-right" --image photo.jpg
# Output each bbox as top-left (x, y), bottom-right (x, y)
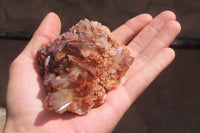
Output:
top-left (0, 0), bottom-right (200, 132)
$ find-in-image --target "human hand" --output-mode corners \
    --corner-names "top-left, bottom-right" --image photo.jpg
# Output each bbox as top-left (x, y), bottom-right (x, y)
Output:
top-left (4, 11), bottom-right (180, 133)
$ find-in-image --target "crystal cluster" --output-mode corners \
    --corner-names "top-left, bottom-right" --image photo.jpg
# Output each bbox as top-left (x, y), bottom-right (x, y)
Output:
top-left (37, 19), bottom-right (133, 115)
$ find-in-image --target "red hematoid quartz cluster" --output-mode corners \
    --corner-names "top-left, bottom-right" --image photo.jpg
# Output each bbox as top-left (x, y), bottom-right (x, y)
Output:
top-left (37, 19), bottom-right (134, 115)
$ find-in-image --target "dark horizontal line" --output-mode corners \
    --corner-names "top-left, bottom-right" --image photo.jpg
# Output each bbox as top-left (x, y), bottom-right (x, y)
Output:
top-left (0, 29), bottom-right (33, 41)
top-left (170, 37), bottom-right (200, 49)
top-left (0, 30), bottom-right (200, 49)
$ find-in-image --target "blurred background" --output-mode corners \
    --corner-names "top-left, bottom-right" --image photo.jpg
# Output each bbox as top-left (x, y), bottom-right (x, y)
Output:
top-left (0, 0), bottom-right (200, 132)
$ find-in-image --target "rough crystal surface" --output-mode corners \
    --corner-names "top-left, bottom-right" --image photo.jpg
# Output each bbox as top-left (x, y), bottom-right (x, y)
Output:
top-left (37, 19), bottom-right (133, 115)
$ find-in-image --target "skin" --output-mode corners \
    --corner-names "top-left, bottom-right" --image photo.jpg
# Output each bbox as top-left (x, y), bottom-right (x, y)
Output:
top-left (4, 11), bottom-right (181, 133)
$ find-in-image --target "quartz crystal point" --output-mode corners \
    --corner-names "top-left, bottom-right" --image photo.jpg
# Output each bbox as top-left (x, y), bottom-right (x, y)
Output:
top-left (37, 19), bottom-right (134, 115)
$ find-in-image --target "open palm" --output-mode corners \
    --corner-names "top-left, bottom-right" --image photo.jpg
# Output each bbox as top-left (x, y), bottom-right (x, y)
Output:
top-left (4, 11), bottom-right (180, 133)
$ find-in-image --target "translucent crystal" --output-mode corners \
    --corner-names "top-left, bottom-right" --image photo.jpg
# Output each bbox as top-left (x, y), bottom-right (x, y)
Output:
top-left (37, 19), bottom-right (133, 115)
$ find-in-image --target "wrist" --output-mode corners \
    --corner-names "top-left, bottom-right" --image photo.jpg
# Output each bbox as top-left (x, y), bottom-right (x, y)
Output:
top-left (3, 117), bottom-right (29, 133)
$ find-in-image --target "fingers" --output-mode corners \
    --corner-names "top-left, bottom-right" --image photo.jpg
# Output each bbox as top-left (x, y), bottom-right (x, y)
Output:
top-left (99, 11), bottom-right (180, 125)
top-left (139, 21), bottom-right (181, 62)
top-left (128, 11), bottom-right (176, 57)
top-left (124, 48), bottom-right (175, 103)
top-left (23, 12), bottom-right (61, 59)
top-left (112, 14), bottom-right (152, 45)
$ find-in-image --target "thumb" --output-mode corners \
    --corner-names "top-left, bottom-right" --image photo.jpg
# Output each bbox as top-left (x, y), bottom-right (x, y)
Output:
top-left (22, 12), bottom-right (61, 59)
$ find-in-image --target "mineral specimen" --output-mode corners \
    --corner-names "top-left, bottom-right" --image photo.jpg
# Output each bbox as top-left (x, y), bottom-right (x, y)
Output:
top-left (37, 19), bottom-right (134, 115)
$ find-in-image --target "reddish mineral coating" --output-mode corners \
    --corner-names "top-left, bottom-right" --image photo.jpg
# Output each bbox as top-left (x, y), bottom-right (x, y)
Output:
top-left (37, 19), bottom-right (134, 115)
